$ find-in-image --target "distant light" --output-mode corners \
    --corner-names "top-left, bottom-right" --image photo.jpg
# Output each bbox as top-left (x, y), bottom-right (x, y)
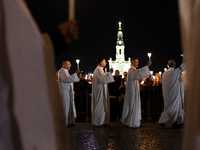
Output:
top-left (118, 22), bottom-right (122, 28)
top-left (153, 76), bottom-right (155, 79)
top-left (159, 71), bottom-right (162, 75)
top-left (164, 68), bottom-right (167, 71)
top-left (118, 31), bottom-right (122, 34)
top-left (119, 41), bottom-right (122, 44)
top-left (150, 71), bottom-right (153, 75)
top-left (85, 75), bottom-right (88, 79)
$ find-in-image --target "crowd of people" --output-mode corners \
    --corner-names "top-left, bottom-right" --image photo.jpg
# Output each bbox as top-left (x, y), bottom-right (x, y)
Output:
top-left (57, 56), bottom-right (185, 129)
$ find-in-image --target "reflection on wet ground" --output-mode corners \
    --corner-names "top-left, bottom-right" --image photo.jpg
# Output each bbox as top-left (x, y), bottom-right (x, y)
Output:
top-left (68, 122), bottom-right (183, 150)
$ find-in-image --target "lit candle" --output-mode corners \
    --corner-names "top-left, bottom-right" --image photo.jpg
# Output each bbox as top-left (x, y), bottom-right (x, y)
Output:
top-left (153, 76), bottom-right (155, 80)
top-left (69, 0), bottom-right (75, 20)
top-left (109, 58), bottom-right (112, 68)
top-left (76, 59), bottom-right (80, 69)
top-left (147, 53), bottom-right (152, 60)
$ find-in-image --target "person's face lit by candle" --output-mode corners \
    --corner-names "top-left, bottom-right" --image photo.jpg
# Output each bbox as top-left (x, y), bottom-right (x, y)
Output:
top-left (131, 59), bottom-right (139, 68)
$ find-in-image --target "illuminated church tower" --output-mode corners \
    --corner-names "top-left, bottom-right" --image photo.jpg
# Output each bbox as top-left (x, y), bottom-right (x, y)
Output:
top-left (109, 22), bottom-right (131, 76)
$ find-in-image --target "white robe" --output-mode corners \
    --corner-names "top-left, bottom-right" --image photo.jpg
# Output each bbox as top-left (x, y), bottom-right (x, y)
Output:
top-left (92, 66), bottom-right (114, 126)
top-left (158, 63), bottom-right (185, 124)
top-left (58, 68), bottom-right (79, 125)
top-left (0, 0), bottom-right (69, 149)
top-left (121, 66), bottom-right (150, 127)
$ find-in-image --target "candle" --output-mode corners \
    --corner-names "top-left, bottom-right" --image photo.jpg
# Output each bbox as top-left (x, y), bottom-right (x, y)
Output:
top-left (153, 76), bottom-right (155, 80)
top-left (69, 0), bottom-right (75, 20)
top-left (147, 53), bottom-right (152, 60)
top-left (109, 58), bottom-right (112, 68)
top-left (76, 59), bottom-right (80, 69)
top-left (105, 68), bottom-right (107, 73)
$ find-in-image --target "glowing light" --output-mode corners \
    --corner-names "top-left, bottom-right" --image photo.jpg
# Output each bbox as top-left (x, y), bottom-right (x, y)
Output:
top-left (118, 22), bottom-right (122, 28)
top-left (159, 71), bottom-right (162, 75)
top-left (150, 71), bottom-right (153, 75)
top-left (153, 76), bottom-right (155, 80)
top-left (147, 53), bottom-right (152, 60)
top-left (164, 68), bottom-right (167, 71)
top-left (76, 59), bottom-right (80, 69)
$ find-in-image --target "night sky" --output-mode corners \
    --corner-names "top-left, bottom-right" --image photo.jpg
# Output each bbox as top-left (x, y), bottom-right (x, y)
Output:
top-left (25, 0), bottom-right (182, 74)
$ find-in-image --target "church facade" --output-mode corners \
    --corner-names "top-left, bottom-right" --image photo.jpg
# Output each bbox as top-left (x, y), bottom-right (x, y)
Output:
top-left (109, 22), bottom-right (131, 76)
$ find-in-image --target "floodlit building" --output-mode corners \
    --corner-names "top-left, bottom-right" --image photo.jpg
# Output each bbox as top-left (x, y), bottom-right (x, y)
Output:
top-left (109, 22), bottom-right (131, 76)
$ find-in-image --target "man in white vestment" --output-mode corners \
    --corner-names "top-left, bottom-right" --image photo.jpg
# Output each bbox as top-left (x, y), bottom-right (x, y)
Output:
top-left (121, 58), bottom-right (152, 128)
top-left (158, 59), bottom-right (185, 128)
top-left (0, 0), bottom-right (78, 149)
top-left (92, 57), bottom-right (114, 126)
top-left (58, 61), bottom-right (80, 126)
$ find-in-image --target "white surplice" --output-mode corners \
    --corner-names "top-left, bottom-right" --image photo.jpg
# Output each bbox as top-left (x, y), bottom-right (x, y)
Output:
top-left (158, 63), bottom-right (185, 124)
top-left (121, 66), bottom-right (150, 127)
top-left (91, 66), bottom-right (114, 126)
top-left (58, 68), bottom-right (79, 125)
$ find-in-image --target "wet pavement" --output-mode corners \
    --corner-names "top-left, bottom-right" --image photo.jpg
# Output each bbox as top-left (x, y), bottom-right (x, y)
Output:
top-left (68, 121), bottom-right (183, 150)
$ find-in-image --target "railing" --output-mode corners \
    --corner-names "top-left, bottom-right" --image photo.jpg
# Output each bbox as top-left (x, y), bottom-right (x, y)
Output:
top-left (74, 86), bottom-right (164, 122)
top-left (74, 88), bottom-right (91, 123)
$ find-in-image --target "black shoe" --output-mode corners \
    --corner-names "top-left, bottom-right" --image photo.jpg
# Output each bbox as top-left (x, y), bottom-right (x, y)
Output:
top-left (68, 124), bottom-right (75, 128)
top-left (172, 122), bottom-right (182, 129)
top-left (172, 122), bottom-right (178, 129)
top-left (119, 120), bottom-right (128, 128)
top-left (160, 123), bottom-right (165, 128)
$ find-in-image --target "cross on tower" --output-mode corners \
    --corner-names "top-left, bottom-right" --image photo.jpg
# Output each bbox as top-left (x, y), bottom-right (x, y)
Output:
top-left (118, 22), bottom-right (122, 28)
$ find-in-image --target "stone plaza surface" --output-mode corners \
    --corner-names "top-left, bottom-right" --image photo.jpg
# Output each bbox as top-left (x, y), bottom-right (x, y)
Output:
top-left (68, 122), bottom-right (183, 150)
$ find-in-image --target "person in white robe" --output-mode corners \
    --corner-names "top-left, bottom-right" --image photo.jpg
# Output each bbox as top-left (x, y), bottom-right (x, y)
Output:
top-left (58, 61), bottom-right (80, 126)
top-left (121, 58), bottom-right (152, 128)
top-left (0, 0), bottom-right (78, 149)
top-left (158, 59), bottom-right (185, 128)
top-left (92, 58), bottom-right (114, 126)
